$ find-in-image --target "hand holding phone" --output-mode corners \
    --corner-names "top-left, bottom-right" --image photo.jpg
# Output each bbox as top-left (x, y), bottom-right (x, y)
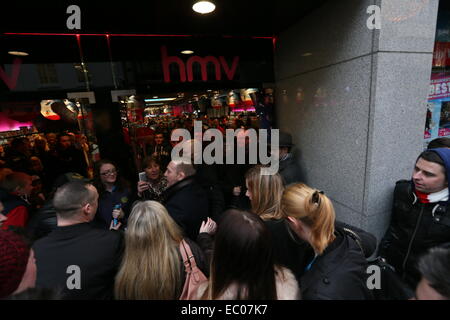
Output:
top-left (112, 204), bottom-right (121, 227)
top-left (138, 172), bottom-right (147, 182)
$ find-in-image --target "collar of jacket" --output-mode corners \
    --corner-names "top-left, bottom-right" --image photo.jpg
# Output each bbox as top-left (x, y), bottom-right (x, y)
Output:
top-left (50, 222), bottom-right (95, 239)
top-left (279, 153), bottom-right (293, 170)
top-left (162, 176), bottom-right (195, 202)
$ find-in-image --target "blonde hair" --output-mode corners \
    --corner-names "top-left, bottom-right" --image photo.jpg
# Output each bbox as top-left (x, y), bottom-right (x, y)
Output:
top-left (245, 165), bottom-right (284, 220)
top-left (281, 183), bottom-right (336, 255)
top-left (114, 201), bottom-right (184, 299)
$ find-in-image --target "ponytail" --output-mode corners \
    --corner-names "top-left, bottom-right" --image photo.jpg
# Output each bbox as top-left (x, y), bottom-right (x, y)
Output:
top-left (281, 184), bottom-right (336, 254)
top-left (304, 191), bottom-right (335, 254)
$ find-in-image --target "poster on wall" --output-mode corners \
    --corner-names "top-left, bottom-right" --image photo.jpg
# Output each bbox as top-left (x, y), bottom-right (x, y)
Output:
top-left (425, 73), bottom-right (450, 147)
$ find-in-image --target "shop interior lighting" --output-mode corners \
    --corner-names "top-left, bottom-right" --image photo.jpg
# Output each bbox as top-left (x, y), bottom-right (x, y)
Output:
top-left (181, 50), bottom-right (194, 54)
top-left (146, 103), bottom-right (165, 106)
top-left (192, 1), bottom-right (216, 14)
top-left (144, 98), bottom-right (177, 102)
top-left (8, 51), bottom-right (29, 56)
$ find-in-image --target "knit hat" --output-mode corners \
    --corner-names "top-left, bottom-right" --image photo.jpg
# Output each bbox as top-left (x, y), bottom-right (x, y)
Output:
top-left (0, 231), bottom-right (30, 298)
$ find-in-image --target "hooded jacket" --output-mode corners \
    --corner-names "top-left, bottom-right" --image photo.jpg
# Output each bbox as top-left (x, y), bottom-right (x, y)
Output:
top-left (380, 148), bottom-right (450, 289)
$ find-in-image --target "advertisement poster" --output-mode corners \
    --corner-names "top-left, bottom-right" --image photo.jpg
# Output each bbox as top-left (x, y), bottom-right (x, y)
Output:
top-left (425, 73), bottom-right (450, 147)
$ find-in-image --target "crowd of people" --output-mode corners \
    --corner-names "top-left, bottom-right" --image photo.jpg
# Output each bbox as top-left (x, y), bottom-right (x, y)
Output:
top-left (0, 118), bottom-right (450, 300)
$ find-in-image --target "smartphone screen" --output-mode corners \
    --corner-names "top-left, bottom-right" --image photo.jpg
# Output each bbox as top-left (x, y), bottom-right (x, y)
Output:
top-left (138, 172), bottom-right (147, 182)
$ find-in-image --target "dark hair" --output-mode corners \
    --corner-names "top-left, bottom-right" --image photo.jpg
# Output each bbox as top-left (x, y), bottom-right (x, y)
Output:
top-left (93, 159), bottom-right (129, 194)
top-left (57, 133), bottom-right (71, 141)
top-left (428, 138), bottom-right (450, 149)
top-left (0, 172), bottom-right (31, 193)
top-left (417, 150), bottom-right (445, 172)
top-left (10, 138), bottom-right (27, 150)
top-left (418, 247), bottom-right (450, 299)
top-left (53, 181), bottom-right (96, 218)
top-left (142, 156), bottom-right (162, 170)
top-left (209, 209), bottom-right (277, 300)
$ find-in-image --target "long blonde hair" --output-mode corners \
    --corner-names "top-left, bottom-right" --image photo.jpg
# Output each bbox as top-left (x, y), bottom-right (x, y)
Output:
top-left (114, 201), bottom-right (184, 299)
top-left (281, 183), bottom-right (336, 255)
top-left (245, 165), bottom-right (284, 220)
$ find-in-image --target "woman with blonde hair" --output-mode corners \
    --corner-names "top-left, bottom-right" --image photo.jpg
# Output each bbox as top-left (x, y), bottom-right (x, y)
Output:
top-left (244, 165), bottom-right (284, 220)
top-left (114, 201), bottom-right (207, 300)
top-left (280, 183), bottom-right (375, 300)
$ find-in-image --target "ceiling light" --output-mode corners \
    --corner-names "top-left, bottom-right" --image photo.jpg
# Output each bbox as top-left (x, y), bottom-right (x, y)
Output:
top-left (8, 51), bottom-right (29, 56)
top-left (153, 96), bottom-right (158, 99)
top-left (181, 50), bottom-right (194, 55)
top-left (192, 1), bottom-right (216, 14)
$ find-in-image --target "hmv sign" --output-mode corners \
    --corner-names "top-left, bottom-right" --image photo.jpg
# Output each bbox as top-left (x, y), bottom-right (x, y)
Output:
top-left (161, 46), bottom-right (239, 83)
top-left (0, 45), bottom-right (241, 90)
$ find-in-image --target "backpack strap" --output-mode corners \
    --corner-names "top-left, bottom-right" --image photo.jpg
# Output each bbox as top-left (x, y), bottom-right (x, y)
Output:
top-left (342, 227), bottom-right (366, 258)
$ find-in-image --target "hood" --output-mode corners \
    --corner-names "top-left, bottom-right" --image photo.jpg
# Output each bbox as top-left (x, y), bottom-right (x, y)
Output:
top-left (428, 148), bottom-right (450, 202)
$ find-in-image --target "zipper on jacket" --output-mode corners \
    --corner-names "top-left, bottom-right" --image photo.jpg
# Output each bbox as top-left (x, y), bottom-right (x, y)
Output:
top-left (401, 205), bottom-right (424, 278)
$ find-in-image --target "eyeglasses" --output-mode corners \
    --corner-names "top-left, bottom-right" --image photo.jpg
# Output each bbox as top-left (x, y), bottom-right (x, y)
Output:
top-left (100, 169), bottom-right (117, 176)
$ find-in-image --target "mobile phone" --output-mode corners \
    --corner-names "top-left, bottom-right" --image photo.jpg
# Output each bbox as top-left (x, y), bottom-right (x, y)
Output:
top-left (113, 204), bottom-right (121, 227)
top-left (138, 172), bottom-right (147, 182)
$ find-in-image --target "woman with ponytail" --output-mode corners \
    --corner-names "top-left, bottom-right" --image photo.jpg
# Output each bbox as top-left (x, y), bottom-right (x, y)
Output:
top-left (280, 183), bottom-right (375, 300)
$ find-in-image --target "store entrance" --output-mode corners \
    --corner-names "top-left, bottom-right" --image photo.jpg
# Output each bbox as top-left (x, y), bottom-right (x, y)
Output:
top-left (117, 87), bottom-right (274, 173)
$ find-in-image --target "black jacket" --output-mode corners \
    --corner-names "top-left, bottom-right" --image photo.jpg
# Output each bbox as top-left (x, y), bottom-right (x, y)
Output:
top-left (379, 180), bottom-right (450, 288)
top-left (162, 176), bottom-right (209, 240)
top-left (278, 154), bottom-right (303, 186)
top-left (26, 200), bottom-right (57, 241)
top-left (300, 227), bottom-right (374, 300)
top-left (194, 164), bottom-right (225, 221)
top-left (267, 219), bottom-right (375, 300)
top-left (265, 219), bottom-right (314, 282)
top-left (33, 222), bottom-right (124, 300)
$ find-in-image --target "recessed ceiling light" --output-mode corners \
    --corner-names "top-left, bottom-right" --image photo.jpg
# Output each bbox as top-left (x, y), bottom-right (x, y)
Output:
top-left (192, 1), bottom-right (216, 14)
top-left (181, 50), bottom-right (194, 55)
top-left (8, 51), bottom-right (29, 56)
top-left (153, 96), bottom-right (158, 99)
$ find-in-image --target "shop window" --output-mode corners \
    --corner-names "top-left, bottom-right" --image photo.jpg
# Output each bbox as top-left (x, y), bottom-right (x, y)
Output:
top-left (424, 3), bottom-right (450, 148)
top-left (37, 64), bottom-right (58, 85)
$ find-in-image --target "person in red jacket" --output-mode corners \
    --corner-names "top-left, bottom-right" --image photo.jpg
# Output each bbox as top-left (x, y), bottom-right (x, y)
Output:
top-left (0, 172), bottom-right (33, 230)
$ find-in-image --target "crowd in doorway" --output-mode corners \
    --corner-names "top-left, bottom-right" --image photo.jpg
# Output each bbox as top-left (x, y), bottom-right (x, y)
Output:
top-left (1, 118), bottom-right (450, 300)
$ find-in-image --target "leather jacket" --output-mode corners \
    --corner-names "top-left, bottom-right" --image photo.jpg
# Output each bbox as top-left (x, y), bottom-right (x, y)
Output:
top-left (379, 180), bottom-right (450, 288)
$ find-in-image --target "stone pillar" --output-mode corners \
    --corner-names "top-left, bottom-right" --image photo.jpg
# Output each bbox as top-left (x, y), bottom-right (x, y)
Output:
top-left (274, 0), bottom-right (440, 239)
